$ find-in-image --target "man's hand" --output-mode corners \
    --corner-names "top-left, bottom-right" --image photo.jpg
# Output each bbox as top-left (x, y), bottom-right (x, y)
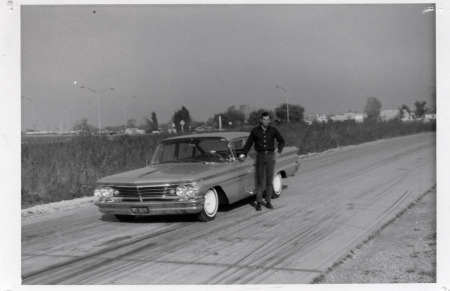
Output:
top-left (238, 154), bottom-right (246, 161)
top-left (275, 152), bottom-right (280, 159)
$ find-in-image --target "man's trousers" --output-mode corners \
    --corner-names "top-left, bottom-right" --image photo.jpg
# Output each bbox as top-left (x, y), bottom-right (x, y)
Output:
top-left (255, 151), bottom-right (275, 204)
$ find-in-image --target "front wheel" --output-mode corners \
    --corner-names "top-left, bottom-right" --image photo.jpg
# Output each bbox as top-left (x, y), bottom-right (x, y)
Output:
top-left (197, 188), bottom-right (219, 222)
top-left (272, 172), bottom-right (283, 199)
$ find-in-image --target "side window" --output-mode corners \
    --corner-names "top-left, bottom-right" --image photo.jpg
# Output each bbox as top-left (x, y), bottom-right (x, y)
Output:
top-left (231, 138), bottom-right (255, 158)
top-left (236, 138), bottom-right (256, 159)
top-left (230, 140), bottom-right (241, 158)
top-left (193, 147), bottom-right (202, 157)
top-left (198, 138), bottom-right (231, 162)
top-left (231, 139), bottom-right (245, 151)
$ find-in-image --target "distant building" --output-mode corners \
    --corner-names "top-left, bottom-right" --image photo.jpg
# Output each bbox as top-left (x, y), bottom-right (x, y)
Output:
top-left (380, 109), bottom-right (399, 121)
top-left (330, 112), bottom-right (365, 123)
top-left (400, 109), bottom-right (415, 122)
top-left (304, 113), bottom-right (328, 124)
top-left (158, 123), bottom-right (177, 134)
top-left (354, 113), bottom-right (365, 123)
top-left (424, 108), bottom-right (436, 122)
top-left (315, 114), bottom-right (328, 124)
top-left (330, 114), bottom-right (347, 122)
top-left (125, 128), bottom-right (145, 135)
top-left (303, 113), bottom-right (315, 125)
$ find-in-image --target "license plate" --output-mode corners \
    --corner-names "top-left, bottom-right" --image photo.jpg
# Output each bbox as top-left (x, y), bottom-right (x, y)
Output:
top-left (131, 207), bottom-right (149, 214)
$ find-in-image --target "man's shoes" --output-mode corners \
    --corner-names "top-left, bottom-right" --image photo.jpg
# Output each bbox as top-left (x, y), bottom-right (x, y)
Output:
top-left (266, 202), bottom-right (274, 209)
top-left (255, 203), bottom-right (262, 211)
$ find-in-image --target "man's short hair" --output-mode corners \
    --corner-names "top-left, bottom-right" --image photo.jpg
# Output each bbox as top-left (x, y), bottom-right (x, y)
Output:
top-left (261, 111), bottom-right (271, 119)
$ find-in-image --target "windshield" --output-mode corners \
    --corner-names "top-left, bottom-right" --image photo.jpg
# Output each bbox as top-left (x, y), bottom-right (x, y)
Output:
top-left (151, 137), bottom-right (233, 164)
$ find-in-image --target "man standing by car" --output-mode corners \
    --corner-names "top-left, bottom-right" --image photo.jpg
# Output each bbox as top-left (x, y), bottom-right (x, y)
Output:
top-left (239, 112), bottom-right (285, 211)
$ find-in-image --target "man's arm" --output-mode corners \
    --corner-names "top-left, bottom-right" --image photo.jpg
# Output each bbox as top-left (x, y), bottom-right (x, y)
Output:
top-left (241, 130), bottom-right (255, 157)
top-left (275, 129), bottom-right (285, 154)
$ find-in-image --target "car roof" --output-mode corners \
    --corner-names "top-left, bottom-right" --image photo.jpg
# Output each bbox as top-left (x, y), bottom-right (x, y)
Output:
top-left (163, 131), bottom-right (250, 142)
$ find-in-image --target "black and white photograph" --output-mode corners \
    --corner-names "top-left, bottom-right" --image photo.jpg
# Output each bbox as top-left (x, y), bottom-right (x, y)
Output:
top-left (1, 0), bottom-right (449, 289)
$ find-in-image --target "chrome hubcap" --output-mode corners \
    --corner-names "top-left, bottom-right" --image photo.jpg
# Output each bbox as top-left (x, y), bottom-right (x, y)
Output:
top-left (273, 173), bottom-right (282, 194)
top-left (204, 190), bottom-right (218, 216)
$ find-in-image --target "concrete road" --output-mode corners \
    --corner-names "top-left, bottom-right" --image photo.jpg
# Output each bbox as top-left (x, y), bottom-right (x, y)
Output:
top-left (21, 132), bottom-right (436, 284)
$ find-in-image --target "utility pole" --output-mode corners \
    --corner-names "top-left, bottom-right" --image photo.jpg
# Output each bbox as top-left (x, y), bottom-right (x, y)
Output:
top-left (79, 86), bottom-right (114, 134)
top-left (21, 96), bottom-right (36, 132)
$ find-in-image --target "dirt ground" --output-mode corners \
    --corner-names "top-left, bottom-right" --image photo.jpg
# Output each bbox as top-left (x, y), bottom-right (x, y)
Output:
top-left (22, 135), bottom-right (437, 284)
top-left (313, 187), bottom-right (436, 283)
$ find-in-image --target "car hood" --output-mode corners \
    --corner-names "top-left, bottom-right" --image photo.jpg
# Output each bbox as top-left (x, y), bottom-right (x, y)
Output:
top-left (97, 162), bottom-right (228, 185)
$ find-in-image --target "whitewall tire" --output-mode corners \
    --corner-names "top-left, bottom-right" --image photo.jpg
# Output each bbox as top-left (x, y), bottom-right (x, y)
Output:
top-left (198, 188), bottom-right (219, 222)
top-left (272, 173), bottom-right (283, 199)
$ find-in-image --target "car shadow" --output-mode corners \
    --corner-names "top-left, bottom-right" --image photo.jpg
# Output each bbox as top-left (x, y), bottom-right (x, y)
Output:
top-left (220, 185), bottom-right (288, 212)
top-left (99, 199), bottom-right (258, 223)
top-left (100, 213), bottom-right (198, 223)
top-left (219, 196), bottom-right (257, 212)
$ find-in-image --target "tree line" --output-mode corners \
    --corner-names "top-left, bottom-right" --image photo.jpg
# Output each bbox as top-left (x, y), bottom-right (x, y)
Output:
top-left (71, 97), bottom-right (432, 134)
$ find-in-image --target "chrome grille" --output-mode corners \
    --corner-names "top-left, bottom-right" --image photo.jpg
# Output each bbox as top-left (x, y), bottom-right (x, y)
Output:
top-left (113, 185), bottom-right (179, 201)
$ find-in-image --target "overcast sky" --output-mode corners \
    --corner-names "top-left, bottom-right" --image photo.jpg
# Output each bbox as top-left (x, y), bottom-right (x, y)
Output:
top-left (21, 4), bottom-right (436, 131)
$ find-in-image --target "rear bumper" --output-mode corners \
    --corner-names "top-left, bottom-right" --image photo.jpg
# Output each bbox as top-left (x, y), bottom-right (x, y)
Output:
top-left (94, 199), bottom-right (204, 216)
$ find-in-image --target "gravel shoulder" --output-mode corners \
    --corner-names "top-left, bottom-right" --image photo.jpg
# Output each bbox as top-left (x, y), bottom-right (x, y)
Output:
top-left (21, 196), bottom-right (95, 220)
top-left (313, 187), bottom-right (436, 283)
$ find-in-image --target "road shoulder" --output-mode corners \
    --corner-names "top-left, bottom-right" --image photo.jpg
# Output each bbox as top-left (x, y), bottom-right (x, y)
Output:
top-left (313, 187), bottom-right (436, 283)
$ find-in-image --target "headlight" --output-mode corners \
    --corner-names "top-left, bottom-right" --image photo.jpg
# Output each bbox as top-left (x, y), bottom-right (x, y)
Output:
top-left (176, 183), bottom-right (199, 198)
top-left (185, 184), bottom-right (199, 198)
top-left (176, 185), bottom-right (187, 198)
top-left (94, 186), bottom-right (119, 199)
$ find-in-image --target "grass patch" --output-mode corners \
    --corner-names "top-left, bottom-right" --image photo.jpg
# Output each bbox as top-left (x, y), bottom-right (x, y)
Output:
top-left (21, 134), bottom-right (165, 208)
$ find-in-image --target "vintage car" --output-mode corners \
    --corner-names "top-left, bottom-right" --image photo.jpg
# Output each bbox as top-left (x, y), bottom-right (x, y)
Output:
top-left (94, 132), bottom-right (300, 222)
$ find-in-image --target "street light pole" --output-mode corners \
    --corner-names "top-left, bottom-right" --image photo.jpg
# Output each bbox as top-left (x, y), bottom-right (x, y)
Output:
top-left (276, 85), bottom-right (289, 123)
top-left (123, 100), bottom-right (126, 133)
top-left (79, 86), bottom-right (114, 134)
top-left (21, 96), bottom-right (36, 132)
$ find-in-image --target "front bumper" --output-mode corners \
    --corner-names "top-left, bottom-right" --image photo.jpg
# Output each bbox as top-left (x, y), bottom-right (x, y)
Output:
top-left (94, 199), bottom-right (205, 216)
